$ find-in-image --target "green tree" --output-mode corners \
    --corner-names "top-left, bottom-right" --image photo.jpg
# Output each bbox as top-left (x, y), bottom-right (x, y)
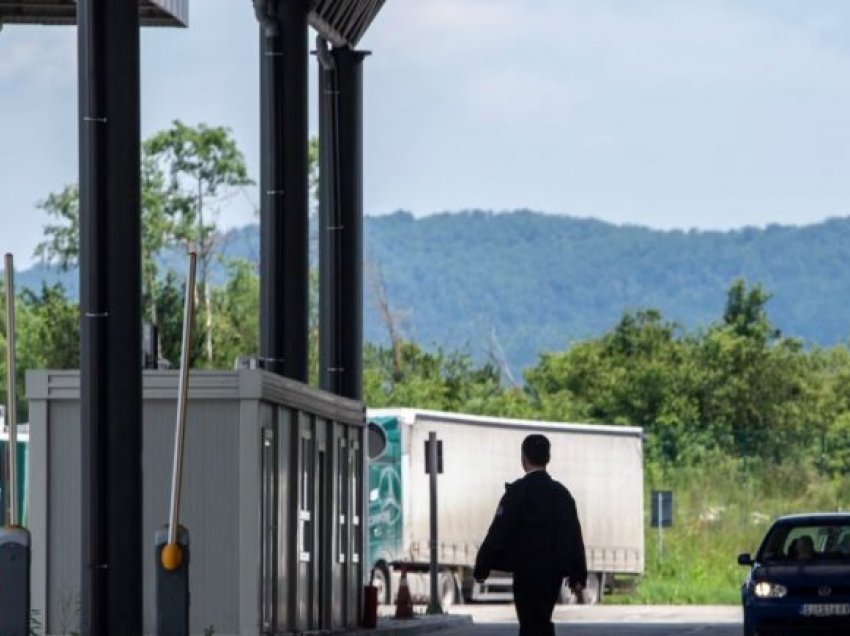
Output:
top-left (34, 153), bottom-right (176, 324)
top-left (521, 281), bottom-right (826, 466)
top-left (694, 281), bottom-right (813, 460)
top-left (722, 279), bottom-right (779, 343)
top-left (153, 272), bottom-right (204, 369)
top-left (2, 283), bottom-right (79, 421)
top-left (211, 259), bottom-right (260, 368)
top-left (144, 120), bottom-right (254, 365)
top-left (364, 340), bottom-right (508, 413)
top-left (33, 185), bottom-right (80, 269)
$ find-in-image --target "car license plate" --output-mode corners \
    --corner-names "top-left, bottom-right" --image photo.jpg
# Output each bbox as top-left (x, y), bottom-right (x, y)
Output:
top-left (801, 604), bottom-right (850, 617)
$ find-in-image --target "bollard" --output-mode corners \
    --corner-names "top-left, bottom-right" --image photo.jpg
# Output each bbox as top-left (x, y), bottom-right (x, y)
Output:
top-left (0, 526), bottom-right (31, 636)
top-left (363, 585), bottom-right (378, 628)
top-left (363, 567), bottom-right (379, 628)
top-left (156, 525), bottom-right (190, 636)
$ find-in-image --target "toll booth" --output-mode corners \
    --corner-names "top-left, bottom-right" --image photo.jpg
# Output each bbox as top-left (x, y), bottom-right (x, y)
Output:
top-left (26, 369), bottom-right (366, 635)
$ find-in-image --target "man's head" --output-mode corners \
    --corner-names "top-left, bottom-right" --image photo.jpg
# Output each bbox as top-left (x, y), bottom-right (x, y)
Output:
top-left (521, 434), bottom-right (550, 472)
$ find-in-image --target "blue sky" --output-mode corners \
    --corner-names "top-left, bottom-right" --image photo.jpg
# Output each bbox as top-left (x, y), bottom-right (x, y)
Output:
top-left (3, 0), bottom-right (850, 266)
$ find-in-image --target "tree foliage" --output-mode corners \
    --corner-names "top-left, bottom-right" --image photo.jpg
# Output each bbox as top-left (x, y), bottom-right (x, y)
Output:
top-left (1, 282), bottom-right (79, 421)
top-left (144, 120), bottom-right (254, 364)
top-left (34, 121), bottom-right (254, 363)
top-left (359, 279), bottom-right (850, 480)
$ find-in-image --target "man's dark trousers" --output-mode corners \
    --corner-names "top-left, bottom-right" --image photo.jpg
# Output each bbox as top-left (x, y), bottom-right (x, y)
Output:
top-left (513, 571), bottom-right (562, 636)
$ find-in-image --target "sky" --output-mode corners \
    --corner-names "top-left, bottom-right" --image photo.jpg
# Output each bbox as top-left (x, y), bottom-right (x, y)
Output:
top-left (3, 0), bottom-right (850, 266)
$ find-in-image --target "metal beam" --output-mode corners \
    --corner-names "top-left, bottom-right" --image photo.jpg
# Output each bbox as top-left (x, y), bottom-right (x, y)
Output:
top-left (258, 0), bottom-right (310, 381)
top-left (77, 0), bottom-right (143, 633)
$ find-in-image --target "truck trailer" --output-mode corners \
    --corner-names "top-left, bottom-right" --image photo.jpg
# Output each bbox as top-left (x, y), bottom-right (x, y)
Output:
top-left (366, 409), bottom-right (644, 606)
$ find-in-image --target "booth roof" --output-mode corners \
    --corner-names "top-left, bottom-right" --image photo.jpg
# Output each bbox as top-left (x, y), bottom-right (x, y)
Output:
top-left (0, 1), bottom-right (387, 43)
top-left (308, 0), bottom-right (385, 47)
top-left (0, 0), bottom-right (188, 27)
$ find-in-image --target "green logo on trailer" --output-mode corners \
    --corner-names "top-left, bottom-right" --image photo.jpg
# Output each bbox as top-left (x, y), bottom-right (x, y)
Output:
top-left (367, 417), bottom-right (402, 567)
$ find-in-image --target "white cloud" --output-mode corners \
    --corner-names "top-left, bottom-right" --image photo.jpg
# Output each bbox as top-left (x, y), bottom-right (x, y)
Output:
top-left (0, 27), bottom-right (76, 88)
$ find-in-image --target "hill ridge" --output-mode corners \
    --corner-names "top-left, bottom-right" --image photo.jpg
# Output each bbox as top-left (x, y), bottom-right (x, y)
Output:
top-left (14, 210), bottom-right (850, 371)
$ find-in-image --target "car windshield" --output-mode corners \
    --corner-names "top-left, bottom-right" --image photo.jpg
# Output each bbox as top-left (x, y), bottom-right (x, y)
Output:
top-left (758, 521), bottom-right (850, 564)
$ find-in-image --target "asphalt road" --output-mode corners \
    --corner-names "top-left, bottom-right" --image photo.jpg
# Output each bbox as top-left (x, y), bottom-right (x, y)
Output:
top-left (436, 624), bottom-right (740, 635)
top-left (438, 605), bottom-right (742, 636)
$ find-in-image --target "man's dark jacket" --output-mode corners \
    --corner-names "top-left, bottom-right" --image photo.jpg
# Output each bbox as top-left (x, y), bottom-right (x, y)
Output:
top-left (473, 470), bottom-right (587, 585)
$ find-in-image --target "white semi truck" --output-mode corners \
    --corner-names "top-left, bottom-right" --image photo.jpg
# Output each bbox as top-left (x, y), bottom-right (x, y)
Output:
top-left (366, 408), bottom-right (644, 606)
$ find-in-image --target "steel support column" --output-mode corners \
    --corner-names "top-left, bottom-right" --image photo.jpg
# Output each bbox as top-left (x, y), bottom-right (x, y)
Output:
top-left (317, 42), bottom-right (340, 395)
top-left (258, 0), bottom-right (310, 380)
top-left (319, 46), bottom-right (366, 400)
top-left (78, 0), bottom-right (142, 634)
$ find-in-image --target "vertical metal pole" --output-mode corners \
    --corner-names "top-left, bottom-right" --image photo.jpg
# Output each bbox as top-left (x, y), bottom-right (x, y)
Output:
top-left (155, 252), bottom-right (195, 636)
top-left (78, 0), bottom-right (142, 632)
top-left (167, 252), bottom-right (196, 545)
top-left (4, 254), bottom-right (17, 526)
top-left (657, 491), bottom-right (663, 560)
top-left (318, 40), bottom-right (340, 395)
top-left (331, 47), bottom-right (367, 400)
top-left (0, 253), bottom-right (30, 636)
top-left (427, 432), bottom-right (442, 614)
top-left (258, 0), bottom-right (310, 381)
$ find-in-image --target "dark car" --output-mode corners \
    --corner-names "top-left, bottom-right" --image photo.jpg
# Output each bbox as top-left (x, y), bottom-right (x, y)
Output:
top-left (739, 513), bottom-right (850, 635)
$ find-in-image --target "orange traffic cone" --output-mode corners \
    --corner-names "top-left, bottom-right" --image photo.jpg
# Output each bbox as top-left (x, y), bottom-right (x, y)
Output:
top-left (394, 567), bottom-right (415, 619)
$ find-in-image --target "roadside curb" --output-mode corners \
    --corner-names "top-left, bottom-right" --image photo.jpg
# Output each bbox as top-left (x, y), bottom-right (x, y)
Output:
top-left (346, 613), bottom-right (473, 636)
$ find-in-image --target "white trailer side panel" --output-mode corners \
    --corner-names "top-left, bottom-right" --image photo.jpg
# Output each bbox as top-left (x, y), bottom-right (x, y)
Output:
top-left (392, 411), bottom-right (643, 575)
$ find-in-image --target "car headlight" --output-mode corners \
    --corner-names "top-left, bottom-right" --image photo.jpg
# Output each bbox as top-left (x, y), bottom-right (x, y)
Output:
top-left (753, 581), bottom-right (788, 599)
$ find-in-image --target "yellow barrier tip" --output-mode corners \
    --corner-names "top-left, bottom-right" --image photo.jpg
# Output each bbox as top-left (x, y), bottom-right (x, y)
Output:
top-left (161, 543), bottom-right (183, 571)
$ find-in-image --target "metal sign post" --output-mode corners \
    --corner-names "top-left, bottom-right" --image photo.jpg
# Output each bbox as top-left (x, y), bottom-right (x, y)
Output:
top-left (426, 432), bottom-right (443, 615)
top-left (156, 252), bottom-right (196, 636)
top-left (0, 253), bottom-right (31, 636)
top-left (5, 253), bottom-right (17, 526)
top-left (651, 490), bottom-right (673, 560)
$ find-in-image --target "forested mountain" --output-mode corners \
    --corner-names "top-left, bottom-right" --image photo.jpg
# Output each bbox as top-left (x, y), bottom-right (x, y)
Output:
top-left (19, 210), bottom-right (850, 372)
top-left (361, 211), bottom-right (850, 372)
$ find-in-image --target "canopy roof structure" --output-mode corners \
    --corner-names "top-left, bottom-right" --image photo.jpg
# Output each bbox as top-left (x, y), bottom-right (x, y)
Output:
top-left (0, 0), bottom-right (188, 26)
top-left (0, 1), bottom-right (386, 38)
top-left (308, 0), bottom-right (385, 47)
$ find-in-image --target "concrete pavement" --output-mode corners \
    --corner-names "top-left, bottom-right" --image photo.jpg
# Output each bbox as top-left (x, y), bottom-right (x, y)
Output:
top-left (434, 624), bottom-right (740, 635)
top-left (449, 604), bottom-right (742, 624)
top-left (371, 605), bottom-right (742, 636)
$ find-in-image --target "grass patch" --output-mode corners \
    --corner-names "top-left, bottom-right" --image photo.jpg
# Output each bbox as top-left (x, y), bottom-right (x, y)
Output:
top-left (605, 457), bottom-right (850, 604)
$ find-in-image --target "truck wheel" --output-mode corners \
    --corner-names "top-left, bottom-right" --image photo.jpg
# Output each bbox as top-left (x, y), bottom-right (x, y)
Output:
top-left (372, 564), bottom-right (391, 605)
top-left (440, 572), bottom-right (457, 609)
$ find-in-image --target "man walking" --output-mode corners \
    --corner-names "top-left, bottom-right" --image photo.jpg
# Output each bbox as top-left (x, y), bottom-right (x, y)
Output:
top-left (474, 434), bottom-right (587, 636)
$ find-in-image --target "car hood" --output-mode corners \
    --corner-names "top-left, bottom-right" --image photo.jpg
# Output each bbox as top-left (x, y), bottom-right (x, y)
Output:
top-left (755, 563), bottom-right (850, 584)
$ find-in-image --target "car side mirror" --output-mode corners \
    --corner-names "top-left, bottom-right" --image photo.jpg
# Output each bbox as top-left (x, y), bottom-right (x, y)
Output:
top-left (737, 553), bottom-right (753, 566)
